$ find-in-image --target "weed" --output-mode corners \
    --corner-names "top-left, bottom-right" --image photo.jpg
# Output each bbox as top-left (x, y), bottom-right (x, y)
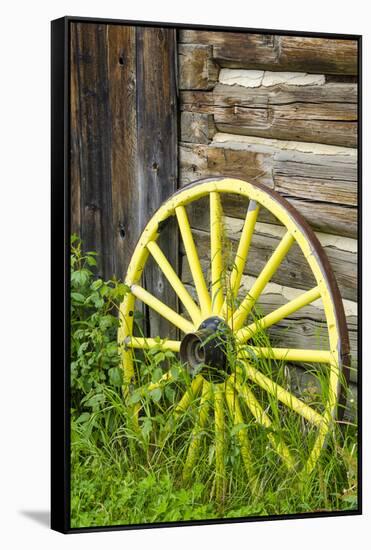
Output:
top-left (70, 237), bottom-right (358, 528)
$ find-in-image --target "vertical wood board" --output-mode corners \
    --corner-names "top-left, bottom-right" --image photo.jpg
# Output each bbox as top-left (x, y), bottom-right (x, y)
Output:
top-left (70, 23), bottom-right (178, 337)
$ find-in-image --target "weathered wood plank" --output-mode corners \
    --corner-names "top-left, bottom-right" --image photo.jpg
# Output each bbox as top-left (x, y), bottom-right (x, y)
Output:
top-left (271, 197), bottom-right (357, 239)
top-left (181, 83), bottom-right (357, 147)
top-left (107, 25), bottom-right (137, 280)
top-left (70, 27), bottom-right (81, 237)
top-left (273, 158), bottom-right (357, 206)
top-left (180, 111), bottom-right (216, 144)
top-left (178, 44), bottom-right (219, 90)
top-left (179, 138), bottom-right (357, 237)
top-left (70, 23), bottom-right (179, 339)
top-left (326, 74), bottom-right (358, 84)
top-left (70, 23), bottom-right (114, 278)
top-left (180, 215), bottom-right (357, 302)
top-left (179, 142), bottom-right (274, 186)
top-left (214, 106), bottom-right (357, 149)
top-left (278, 35), bottom-right (358, 76)
top-left (136, 27), bottom-right (178, 339)
top-left (179, 30), bottom-right (358, 75)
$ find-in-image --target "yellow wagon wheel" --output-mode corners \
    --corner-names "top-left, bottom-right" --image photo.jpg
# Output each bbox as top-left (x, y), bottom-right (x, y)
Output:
top-left (118, 177), bottom-right (350, 494)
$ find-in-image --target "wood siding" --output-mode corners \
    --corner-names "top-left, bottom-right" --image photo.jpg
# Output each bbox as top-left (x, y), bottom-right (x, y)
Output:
top-left (181, 83), bottom-right (357, 147)
top-left (70, 24), bottom-right (358, 414)
top-left (70, 22), bottom-right (178, 337)
top-left (178, 30), bottom-right (358, 395)
top-left (179, 31), bottom-right (358, 75)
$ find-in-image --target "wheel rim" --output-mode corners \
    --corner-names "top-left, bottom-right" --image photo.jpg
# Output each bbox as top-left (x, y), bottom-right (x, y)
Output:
top-left (118, 177), bottom-right (350, 493)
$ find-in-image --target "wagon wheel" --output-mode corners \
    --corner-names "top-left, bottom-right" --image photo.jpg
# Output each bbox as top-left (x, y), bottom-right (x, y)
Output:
top-left (118, 177), bottom-right (350, 497)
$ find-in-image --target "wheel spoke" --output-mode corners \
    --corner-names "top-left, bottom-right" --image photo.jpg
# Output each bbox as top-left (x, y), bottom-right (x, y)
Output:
top-left (222, 200), bottom-right (260, 318)
top-left (210, 192), bottom-right (224, 314)
top-left (214, 384), bottom-right (226, 501)
top-left (176, 205), bottom-right (211, 318)
top-left (233, 378), bottom-right (295, 470)
top-left (130, 284), bottom-right (194, 334)
top-left (162, 375), bottom-right (204, 439)
top-left (236, 286), bottom-right (321, 343)
top-left (237, 359), bottom-right (326, 427)
top-left (183, 379), bottom-right (212, 481)
top-left (147, 240), bottom-right (202, 326)
top-left (225, 381), bottom-right (256, 482)
top-left (124, 336), bottom-right (181, 352)
top-left (304, 412), bottom-right (333, 475)
top-left (119, 293), bottom-right (136, 383)
top-left (301, 359), bottom-right (339, 475)
top-left (175, 374), bottom-right (204, 414)
top-left (230, 232), bottom-right (295, 330)
top-left (239, 346), bottom-right (333, 364)
top-left (147, 371), bottom-right (173, 392)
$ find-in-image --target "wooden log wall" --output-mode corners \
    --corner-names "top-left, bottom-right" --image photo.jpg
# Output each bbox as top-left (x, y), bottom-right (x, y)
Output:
top-left (70, 22), bottom-right (178, 338)
top-left (178, 30), bottom-right (359, 406)
top-left (69, 24), bottom-right (358, 415)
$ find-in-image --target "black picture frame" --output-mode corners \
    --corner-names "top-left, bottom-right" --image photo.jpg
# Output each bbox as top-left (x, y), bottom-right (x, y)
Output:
top-left (51, 15), bottom-right (362, 533)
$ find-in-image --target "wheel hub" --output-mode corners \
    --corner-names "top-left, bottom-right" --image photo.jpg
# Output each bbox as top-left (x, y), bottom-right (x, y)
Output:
top-left (180, 316), bottom-right (232, 381)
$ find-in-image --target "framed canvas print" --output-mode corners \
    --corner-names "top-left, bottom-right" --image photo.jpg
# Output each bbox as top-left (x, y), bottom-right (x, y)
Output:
top-left (51, 16), bottom-right (362, 533)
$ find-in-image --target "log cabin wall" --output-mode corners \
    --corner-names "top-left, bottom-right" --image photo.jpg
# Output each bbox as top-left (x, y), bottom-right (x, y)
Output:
top-left (177, 30), bottom-right (358, 417)
top-left (69, 24), bottom-right (358, 418)
top-left (70, 23), bottom-right (178, 338)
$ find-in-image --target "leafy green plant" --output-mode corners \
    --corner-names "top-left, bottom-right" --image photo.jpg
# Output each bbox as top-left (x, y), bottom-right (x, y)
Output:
top-left (70, 236), bottom-right (358, 528)
top-left (70, 234), bottom-right (129, 414)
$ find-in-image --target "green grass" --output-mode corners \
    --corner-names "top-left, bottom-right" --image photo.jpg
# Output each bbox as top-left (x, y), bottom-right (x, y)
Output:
top-left (71, 413), bottom-right (357, 527)
top-left (70, 236), bottom-right (358, 528)
top-left (70, 356), bottom-right (358, 528)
